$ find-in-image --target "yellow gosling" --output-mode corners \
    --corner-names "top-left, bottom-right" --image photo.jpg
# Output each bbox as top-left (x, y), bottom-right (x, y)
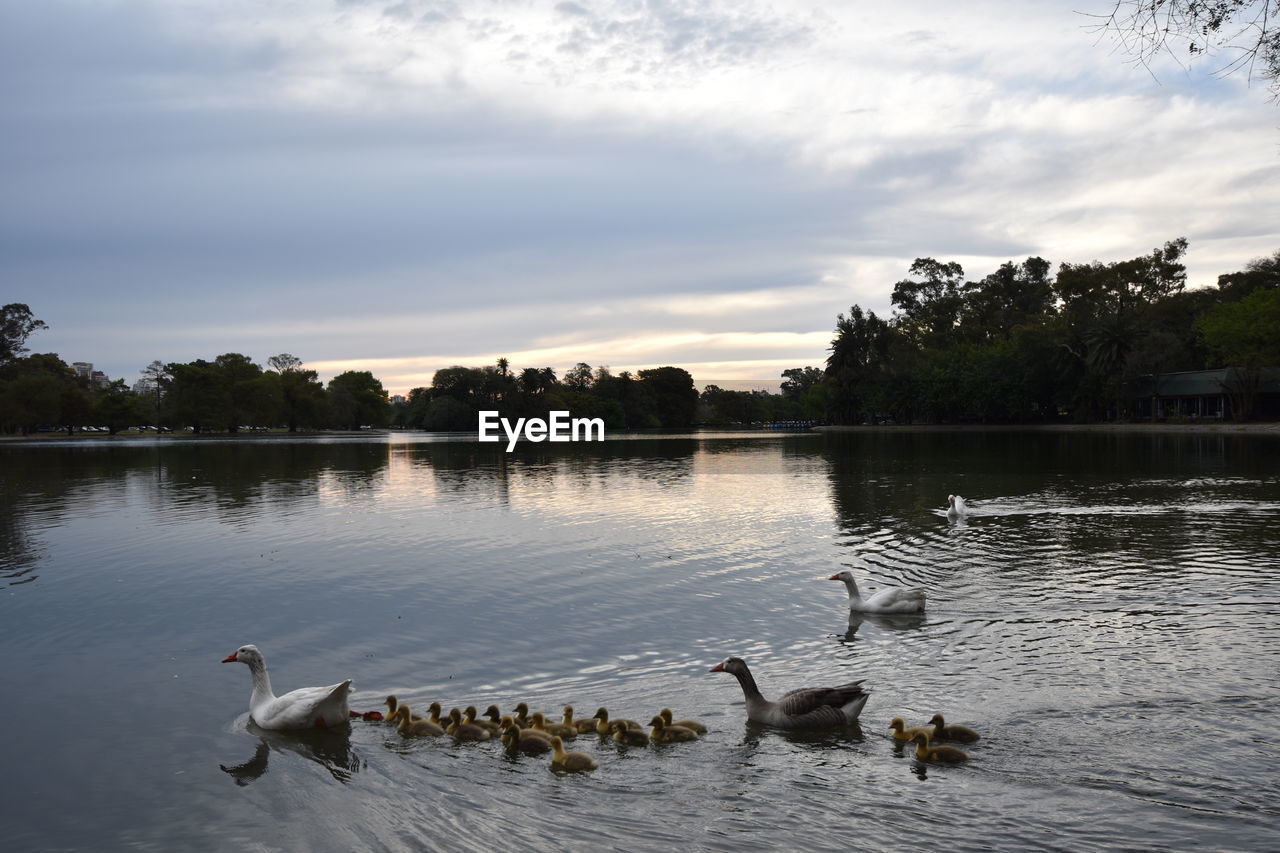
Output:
top-left (549, 735), bottom-right (598, 772)
top-left (447, 708), bottom-right (491, 741)
top-left (465, 705), bottom-right (501, 734)
top-left (594, 707), bottom-right (641, 736)
top-left (928, 714), bottom-right (981, 743)
top-left (659, 708), bottom-right (707, 734)
top-left (889, 717), bottom-right (934, 742)
top-left (610, 720), bottom-right (650, 746)
top-left (500, 718), bottom-right (552, 754)
top-left (648, 715), bottom-right (698, 743)
top-left (392, 706), bottom-right (444, 737)
top-left (531, 712), bottom-right (577, 739)
top-left (909, 731), bottom-right (969, 764)
top-left (563, 705), bottom-right (600, 734)
top-left (501, 714), bottom-right (551, 741)
top-left (384, 695), bottom-right (424, 722)
top-left (426, 702), bottom-right (447, 728)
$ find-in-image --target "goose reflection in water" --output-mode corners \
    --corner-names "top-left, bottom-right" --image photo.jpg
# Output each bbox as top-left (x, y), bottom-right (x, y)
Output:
top-left (219, 721), bottom-right (362, 786)
top-left (737, 720), bottom-right (866, 751)
top-left (843, 612), bottom-right (929, 642)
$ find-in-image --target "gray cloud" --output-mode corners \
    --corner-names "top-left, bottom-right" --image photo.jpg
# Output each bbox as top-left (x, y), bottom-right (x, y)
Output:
top-left (534, 0), bottom-right (821, 79)
top-left (4, 1), bottom-right (1278, 391)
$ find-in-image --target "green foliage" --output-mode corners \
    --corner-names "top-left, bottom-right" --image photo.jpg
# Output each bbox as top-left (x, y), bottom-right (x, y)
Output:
top-left (268, 354), bottom-right (326, 432)
top-left (1197, 287), bottom-right (1280, 419)
top-left (93, 380), bottom-right (148, 434)
top-left (563, 362), bottom-right (594, 391)
top-left (824, 238), bottom-right (1278, 424)
top-left (780, 367), bottom-right (823, 400)
top-left (891, 258), bottom-right (964, 348)
top-left (403, 361), bottom-right (701, 430)
top-left (1215, 249), bottom-right (1280, 301)
top-left (327, 370), bottom-right (389, 430)
top-left (420, 396), bottom-right (477, 431)
top-left (1198, 287), bottom-right (1280, 373)
top-left (0, 353), bottom-right (86, 434)
top-left (163, 359), bottom-right (224, 432)
top-left (636, 366), bottom-right (698, 428)
top-left (1, 304), bottom-right (50, 363)
top-left (961, 258), bottom-right (1053, 342)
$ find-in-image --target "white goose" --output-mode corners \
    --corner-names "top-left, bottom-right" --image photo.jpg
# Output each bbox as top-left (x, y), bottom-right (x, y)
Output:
top-left (828, 569), bottom-right (926, 614)
top-left (709, 656), bottom-right (869, 729)
top-left (222, 644), bottom-right (352, 730)
top-left (946, 494), bottom-right (968, 518)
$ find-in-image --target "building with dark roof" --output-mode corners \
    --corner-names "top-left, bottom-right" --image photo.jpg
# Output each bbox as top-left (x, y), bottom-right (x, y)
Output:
top-left (1131, 368), bottom-right (1280, 421)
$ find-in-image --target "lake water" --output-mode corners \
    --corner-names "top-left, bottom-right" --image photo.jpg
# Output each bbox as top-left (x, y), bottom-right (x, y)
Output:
top-left (3, 429), bottom-right (1279, 852)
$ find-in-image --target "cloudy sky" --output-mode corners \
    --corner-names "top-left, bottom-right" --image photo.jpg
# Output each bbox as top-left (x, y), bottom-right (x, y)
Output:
top-left (4, 0), bottom-right (1278, 395)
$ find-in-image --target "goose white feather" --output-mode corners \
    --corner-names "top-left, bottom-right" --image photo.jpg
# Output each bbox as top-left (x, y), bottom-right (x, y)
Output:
top-left (946, 494), bottom-right (968, 518)
top-left (828, 569), bottom-right (926, 614)
top-left (709, 656), bottom-right (869, 728)
top-left (222, 644), bottom-right (351, 730)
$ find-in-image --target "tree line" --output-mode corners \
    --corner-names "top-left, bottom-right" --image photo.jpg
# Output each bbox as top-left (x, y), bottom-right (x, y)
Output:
top-left (823, 240), bottom-right (1280, 424)
top-left (393, 361), bottom-right (824, 431)
top-left (0, 308), bottom-right (815, 435)
top-left (0, 319), bottom-right (390, 436)
top-left (6, 239), bottom-right (1276, 435)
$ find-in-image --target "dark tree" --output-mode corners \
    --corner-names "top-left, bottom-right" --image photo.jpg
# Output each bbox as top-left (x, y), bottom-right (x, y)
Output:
top-left (563, 362), bottom-right (594, 391)
top-left (267, 353), bottom-right (303, 372)
top-left (780, 366), bottom-right (824, 400)
top-left (0, 353), bottom-right (84, 434)
top-left (960, 257), bottom-right (1054, 341)
top-left (1198, 286), bottom-right (1280, 417)
top-left (268, 353), bottom-right (325, 432)
top-left (163, 360), bottom-right (222, 433)
top-left (891, 259), bottom-right (965, 348)
top-left (1216, 249), bottom-right (1280, 300)
top-left (0, 304), bottom-right (49, 363)
top-left (826, 305), bottom-right (893, 424)
top-left (214, 353), bottom-right (273, 432)
top-left (327, 371), bottom-right (389, 430)
top-left (93, 379), bottom-right (147, 435)
top-left (636, 366), bottom-right (698, 427)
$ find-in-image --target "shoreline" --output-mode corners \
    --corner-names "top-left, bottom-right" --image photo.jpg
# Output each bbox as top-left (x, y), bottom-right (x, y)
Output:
top-left (6, 422), bottom-right (1280, 442)
top-left (813, 422), bottom-right (1280, 435)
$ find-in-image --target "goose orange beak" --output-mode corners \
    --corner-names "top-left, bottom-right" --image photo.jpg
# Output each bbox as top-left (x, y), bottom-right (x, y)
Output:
top-left (828, 573), bottom-right (840, 580)
top-left (709, 662), bottom-right (724, 672)
top-left (221, 652), bottom-right (238, 663)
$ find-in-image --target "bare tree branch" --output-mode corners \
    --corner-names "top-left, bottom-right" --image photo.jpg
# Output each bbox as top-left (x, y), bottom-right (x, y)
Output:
top-left (1082, 1), bottom-right (1280, 99)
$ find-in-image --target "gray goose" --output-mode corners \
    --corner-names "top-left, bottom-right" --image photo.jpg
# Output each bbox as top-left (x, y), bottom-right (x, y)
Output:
top-left (709, 656), bottom-right (869, 729)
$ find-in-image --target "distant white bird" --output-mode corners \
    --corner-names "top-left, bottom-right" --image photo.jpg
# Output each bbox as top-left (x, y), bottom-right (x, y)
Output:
top-left (946, 494), bottom-right (968, 518)
top-left (828, 569), bottom-right (926, 614)
top-left (222, 644), bottom-right (352, 730)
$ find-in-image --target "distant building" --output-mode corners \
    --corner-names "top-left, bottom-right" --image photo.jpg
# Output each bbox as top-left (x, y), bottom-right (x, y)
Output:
top-left (71, 361), bottom-right (110, 389)
top-left (133, 378), bottom-right (160, 397)
top-left (390, 394), bottom-right (406, 405)
top-left (1131, 368), bottom-right (1280, 420)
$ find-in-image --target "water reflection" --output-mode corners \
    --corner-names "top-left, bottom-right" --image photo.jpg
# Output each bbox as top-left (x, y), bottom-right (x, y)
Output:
top-left (4, 430), bottom-right (1280, 852)
top-left (843, 613), bottom-right (929, 642)
top-left (0, 440), bottom-right (395, 586)
top-left (219, 722), bottom-right (362, 786)
top-left (739, 720), bottom-right (866, 749)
